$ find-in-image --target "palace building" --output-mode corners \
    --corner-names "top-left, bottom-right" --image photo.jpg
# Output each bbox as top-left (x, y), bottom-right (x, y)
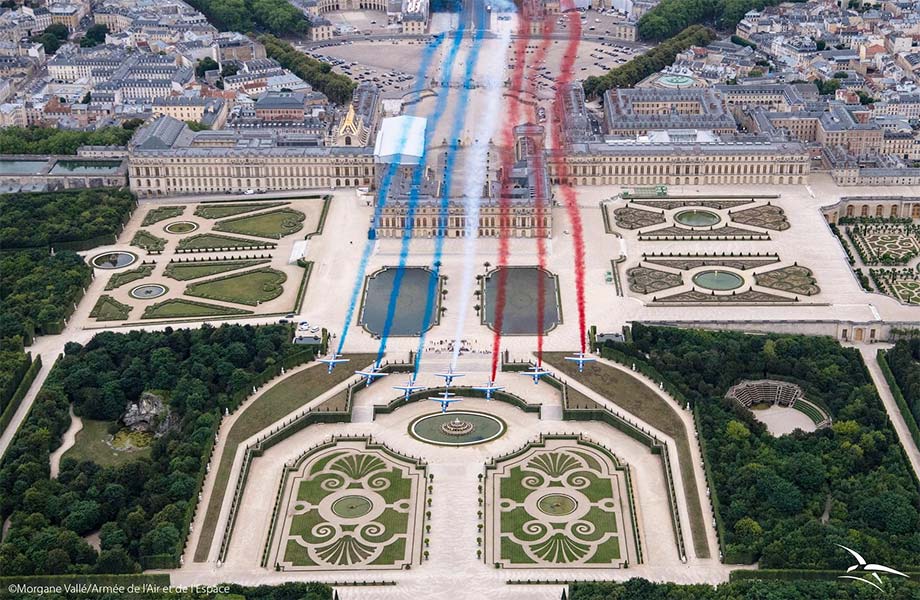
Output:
top-left (372, 119), bottom-right (552, 239)
top-left (128, 115), bottom-right (374, 197)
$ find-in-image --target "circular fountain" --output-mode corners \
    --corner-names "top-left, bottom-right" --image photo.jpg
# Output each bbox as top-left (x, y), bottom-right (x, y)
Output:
top-left (692, 270), bottom-right (744, 291)
top-left (409, 411), bottom-right (505, 446)
top-left (91, 251), bottom-right (137, 269)
top-left (674, 209), bottom-right (721, 227)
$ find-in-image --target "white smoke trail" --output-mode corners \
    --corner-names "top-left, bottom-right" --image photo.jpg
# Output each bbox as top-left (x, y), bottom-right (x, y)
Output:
top-left (450, 23), bottom-right (512, 369)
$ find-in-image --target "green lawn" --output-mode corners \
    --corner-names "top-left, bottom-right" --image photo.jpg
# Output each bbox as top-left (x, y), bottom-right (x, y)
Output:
top-left (184, 268), bottom-right (287, 306)
top-left (543, 353), bottom-right (710, 559)
top-left (193, 355), bottom-right (376, 562)
top-left (130, 230), bottom-right (166, 252)
top-left (164, 259), bottom-right (271, 281)
top-left (89, 295), bottom-right (132, 321)
top-left (63, 419), bottom-right (152, 467)
top-left (142, 205), bottom-right (185, 226)
top-left (141, 298), bottom-right (251, 319)
top-left (163, 221), bottom-right (197, 234)
top-left (214, 208), bottom-right (306, 240)
top-left (105, 265), bottom-right (153, 290)
top-left (177, 234), bottom-right (274, 251)
top-left (194, 202), bottom-right (288, 219)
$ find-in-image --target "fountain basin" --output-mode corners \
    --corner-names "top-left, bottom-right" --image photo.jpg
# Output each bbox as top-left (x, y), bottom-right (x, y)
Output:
top-left (409, 411), bottom-right (505, 446)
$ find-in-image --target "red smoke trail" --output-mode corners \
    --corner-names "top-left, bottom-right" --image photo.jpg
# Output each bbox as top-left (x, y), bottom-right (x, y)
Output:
top-left (489, 5), bottom-right (555, 378)
top-left (489, 9), bottom-right (530, 381)
top-left (550, 2), bottom-right (587, 353)
top-left (532, 22), bottom-right (553, 367)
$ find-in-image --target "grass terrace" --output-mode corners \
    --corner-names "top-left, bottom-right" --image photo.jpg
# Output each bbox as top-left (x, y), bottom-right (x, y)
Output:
top-left (184, 267), bottom-right (287, 306)
top-left (214, 208), bottom-right (306, 240)
top-left (89, 295), bottom-right (132, 321)
top-left (104, 265), bottom-right (153, 290)
top-left (177, 234), bottom-right (275, 251)
top-left (130, 230), bottom-right (166, 252)
top-left (164, 259), bottom-right (271, 281)
top-left (194, 202), bottom-right (288, 219)
top-left (142, 205), bottom-right (185, 226)
top-left (141, 298), bottom-right (252, 320)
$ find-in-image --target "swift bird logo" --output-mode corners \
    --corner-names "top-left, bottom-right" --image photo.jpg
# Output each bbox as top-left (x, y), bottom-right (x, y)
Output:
top-left (837, 544), bottom-right (909, 592)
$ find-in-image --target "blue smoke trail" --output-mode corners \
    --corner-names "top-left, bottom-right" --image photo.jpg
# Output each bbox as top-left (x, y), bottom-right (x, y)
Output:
top-left (335, 34), bottom-right (445, 356)
top-left (374, 8), bottom-right (468, 364)
top-left (411, 17), bottom-right (489, 378)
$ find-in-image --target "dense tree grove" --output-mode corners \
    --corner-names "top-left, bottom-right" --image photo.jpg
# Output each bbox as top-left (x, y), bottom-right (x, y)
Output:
top-left (0, 188), bottom-right (136, 249)
top-left (0, 250), bottom-right (92, 343)
top-left (583, 25), bottom-right (715, 98)
top-left (0, 325), bottom-right (301, 575)
top-left (570, 578), bottom-right (920, 600)
top-left (0, 126), bottom-right (136, 155)
top-left (183, 0), bottom-right (308, 36)
top-left (887, 339), bottom-right (920, 433)
top-left (603, 325), bottom-right (920, 570)
top-left (637, 0), bottom-right (792, 42)
top-left (80, 24), bottom-right (109, 47)
top-left (260, 35), bottom-right (357, 105)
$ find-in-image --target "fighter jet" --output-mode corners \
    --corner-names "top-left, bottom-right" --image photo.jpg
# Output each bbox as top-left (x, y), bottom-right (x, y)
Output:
top-left (434, 366), bottom-right (465, 387)
top-left (318, 354), bottom-right (349, 373)
top-left (355, 362), bottom-right (388, 385)
top-left (471, 380), bottom-right (504, 400)
top-left (392, 378), bottom-right (426, 401)
top-left (429, 390), bottom-right (461, 413)
top-left (519, 365), bottom-right (551, 384)
top-left (564, 352), bottom-right (597, 373)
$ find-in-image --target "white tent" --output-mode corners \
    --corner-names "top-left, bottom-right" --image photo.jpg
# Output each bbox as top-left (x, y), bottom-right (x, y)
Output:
top-left (373, 115), bottom-right (427, 165)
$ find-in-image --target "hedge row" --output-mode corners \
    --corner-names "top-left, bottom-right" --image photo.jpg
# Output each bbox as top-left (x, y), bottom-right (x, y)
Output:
top-left (0, 354), bottom-right (41, 435)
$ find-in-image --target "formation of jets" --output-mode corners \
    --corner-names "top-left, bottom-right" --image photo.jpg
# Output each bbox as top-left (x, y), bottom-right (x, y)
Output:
top-left (320, 351), bottom-right (596, 412)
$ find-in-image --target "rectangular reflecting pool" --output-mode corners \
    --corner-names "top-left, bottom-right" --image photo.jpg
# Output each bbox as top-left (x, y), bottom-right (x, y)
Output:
top-left (49, 160), bottom-right (122, 175)
top-left (0, 160), bottom-right (48, 175)
top-left (482, 266), bottom-right (561, 335)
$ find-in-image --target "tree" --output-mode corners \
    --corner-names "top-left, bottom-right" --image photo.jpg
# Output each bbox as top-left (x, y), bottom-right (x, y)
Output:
top-left (44, 23), bottom-right (70, 40)
top-left (220, 63), bottom-right (239, 77)
top-left (139, 522), bottom-right (179, 556)
top-left (195, 56), bottom-right (219, 78)
top-left (95, 548), bottom-right (137, 573)
top-left (33, 33), bottom-right (61, 54)
top-left (80, 24), bottom-right (108, 47)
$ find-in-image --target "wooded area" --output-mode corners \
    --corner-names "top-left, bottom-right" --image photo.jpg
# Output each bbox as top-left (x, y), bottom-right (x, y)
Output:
top-left (583, 25), bottom-right (715, 98)
top-left (260, 35), bottom-right (357, 105)
top-left (0, 126), bottom-right (137, 155)
top-left (0, 188), bottom-right (136, 250)
top-left (184, 0), bottom-right (309, 36)
top-left (602, 325), bottom-right (920, 570)
top-left (0, 250), bottom-right (92, 344)
top-left (637, 0), bottom-right (790, 42)
top-left (0, 325), bottom-right (302, 575)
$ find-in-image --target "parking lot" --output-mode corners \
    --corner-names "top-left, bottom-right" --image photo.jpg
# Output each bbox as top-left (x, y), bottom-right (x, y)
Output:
top-left (302, 39), bottom-right (432, 95)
